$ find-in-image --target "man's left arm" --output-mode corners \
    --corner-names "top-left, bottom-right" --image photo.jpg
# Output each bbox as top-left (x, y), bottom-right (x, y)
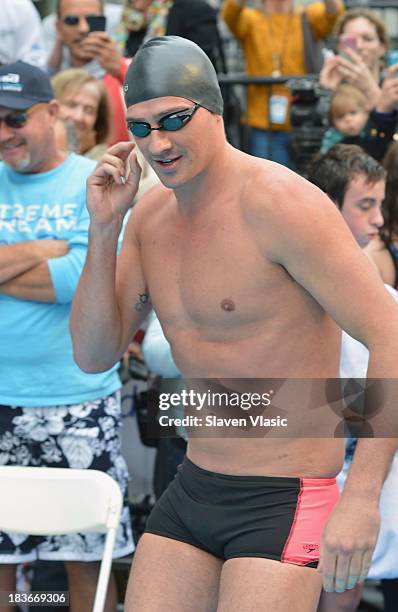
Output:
top-left (0, 200), bottom-right (91, 304)
top-left (262, 175), bottom-right (398, 591)
top-left (0, 240), bottom-right (87, 303)
top-left (319, 439), bottom-right (395, 593)
top-left (0, 261), bottom-right (56, 302)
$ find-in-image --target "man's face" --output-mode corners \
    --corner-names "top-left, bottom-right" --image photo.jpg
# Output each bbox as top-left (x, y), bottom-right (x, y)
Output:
top-left (126, 96), bottom-right (220, 190)
top-left (341, 174), bottom-right (385, 248)
top-left (57, 0), bottom-right (102, 63)
top-left (0, 102), bottom-right (58, 173)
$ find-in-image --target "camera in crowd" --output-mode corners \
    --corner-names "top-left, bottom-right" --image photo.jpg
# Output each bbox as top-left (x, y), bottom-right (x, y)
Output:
top-left (288, 77), bottom-right (331, 175)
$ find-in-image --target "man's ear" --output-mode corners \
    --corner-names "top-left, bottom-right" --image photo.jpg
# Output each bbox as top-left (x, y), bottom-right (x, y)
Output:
top-left (48, 99), bottom-right (61, 123)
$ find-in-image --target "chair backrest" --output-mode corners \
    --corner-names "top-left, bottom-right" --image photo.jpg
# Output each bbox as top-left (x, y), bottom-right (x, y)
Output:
top-left (0, 466), bottom-right (122, 534)
top-left (0, 466), bottom-right (123, 612)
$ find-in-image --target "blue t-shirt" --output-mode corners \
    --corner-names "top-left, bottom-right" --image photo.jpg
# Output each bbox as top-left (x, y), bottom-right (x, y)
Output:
top-left (0, 154), bottom-right (121, 406)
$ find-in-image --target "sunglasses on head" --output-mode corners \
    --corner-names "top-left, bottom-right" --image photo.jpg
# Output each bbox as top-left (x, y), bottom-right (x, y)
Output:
top-left (127, 103), bottom-right (200, 138)
top-left (62, 13), bottom-right (100, 26)
top-left (0, 103), bottom-right (48, 130)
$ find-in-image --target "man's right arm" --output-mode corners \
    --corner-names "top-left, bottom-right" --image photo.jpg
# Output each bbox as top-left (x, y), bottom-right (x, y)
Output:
top-left (0, 240), bottom-right (67, 283)
top-left (221, 0), bottom-right (249, 41)
top-left (70, 142), bottom-right (149, 373)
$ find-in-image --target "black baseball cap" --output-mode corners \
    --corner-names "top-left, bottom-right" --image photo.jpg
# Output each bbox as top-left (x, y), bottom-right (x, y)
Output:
top-left (0, 61), bottom-right (54, 110)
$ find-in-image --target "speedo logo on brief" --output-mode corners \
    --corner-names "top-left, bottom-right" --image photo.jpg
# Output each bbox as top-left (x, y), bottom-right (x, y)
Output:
top-left (0, 73), bottom-right (22, 92)
top-left (302, 544), bottom-right (319, 554)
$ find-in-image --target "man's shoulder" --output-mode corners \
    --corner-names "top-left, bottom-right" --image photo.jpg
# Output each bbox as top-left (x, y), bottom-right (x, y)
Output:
top-left (0, 156), bottom-right (95, 190)
top-left (241, 157), bottom-right (325, 216)
top-left (123, 183), bottom-right (172, 242)
top-left (238, 157), bottom-right (341, 253)
top-left (133, 183), bottom-right (172, 218)
top-left (49, 154), bottom-right (96, 198)
top-left (62, 153), bottom-right (97, 177)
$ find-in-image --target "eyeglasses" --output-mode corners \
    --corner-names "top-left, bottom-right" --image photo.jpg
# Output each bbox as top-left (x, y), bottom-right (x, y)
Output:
top-left (62, 14), bottom-right (100, 26)
top-left (0, 103), bottom-right (48, 130)
top-left (127, 103), bottom-right (200, 138)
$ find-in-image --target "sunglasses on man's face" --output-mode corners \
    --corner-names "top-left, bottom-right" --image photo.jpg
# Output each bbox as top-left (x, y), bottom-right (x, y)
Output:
top-left (62, 14), bottom-right (100, 26)
top-left (127, 103), bottom-right (200, 138)
top-left (0, 104), bottom-right (48, 130)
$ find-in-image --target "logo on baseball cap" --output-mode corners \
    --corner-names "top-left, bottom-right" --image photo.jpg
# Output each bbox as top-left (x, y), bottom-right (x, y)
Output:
top-left (0, 61), bottom-right (54, 110)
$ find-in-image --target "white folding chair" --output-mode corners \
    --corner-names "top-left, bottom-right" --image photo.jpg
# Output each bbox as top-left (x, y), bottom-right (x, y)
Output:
top-left (0, 466), bottom-right (123, 612)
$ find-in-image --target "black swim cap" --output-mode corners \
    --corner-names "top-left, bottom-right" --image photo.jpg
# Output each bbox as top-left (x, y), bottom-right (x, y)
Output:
top-left (124, 36), bottom-right (224, 116)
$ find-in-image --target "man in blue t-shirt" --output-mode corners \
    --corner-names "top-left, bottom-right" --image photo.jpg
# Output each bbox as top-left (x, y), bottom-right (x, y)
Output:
top-left (0, 61), bottom-right (133, 611)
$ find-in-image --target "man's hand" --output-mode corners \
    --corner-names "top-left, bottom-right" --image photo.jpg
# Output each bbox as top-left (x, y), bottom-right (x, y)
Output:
top-left (376, 63), bottom-right (398, 113)
top-left (318, 495), bottom-right (380, 593)
top-left (79, 32), bottom-right (124, 78)
top-left (34, 239), bottom-right (69, 259)
top-left (87, 141), bottom-right (142, 226)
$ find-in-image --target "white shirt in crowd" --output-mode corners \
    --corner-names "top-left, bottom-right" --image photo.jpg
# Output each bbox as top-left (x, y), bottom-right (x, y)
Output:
top-left (340, 284), bottom-right (398, 580)
top-left (0, 0), bottom-right (46, 68)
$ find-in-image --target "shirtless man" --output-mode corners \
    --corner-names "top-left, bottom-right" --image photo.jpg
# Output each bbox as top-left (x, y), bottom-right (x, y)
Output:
top-left (70, 37), bottom-right (398, 611)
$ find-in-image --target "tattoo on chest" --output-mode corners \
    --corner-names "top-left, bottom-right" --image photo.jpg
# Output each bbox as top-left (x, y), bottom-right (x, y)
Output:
top-left (220, 298), bottom-right (235, 312)
top-left (134, 291), bottom-right (150, 312)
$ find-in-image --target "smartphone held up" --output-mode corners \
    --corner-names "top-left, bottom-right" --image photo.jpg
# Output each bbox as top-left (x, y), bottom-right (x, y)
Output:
top-left (86, 15), bottom-right (107, 32)
top-left (338, 34), bottom-right (358, 61)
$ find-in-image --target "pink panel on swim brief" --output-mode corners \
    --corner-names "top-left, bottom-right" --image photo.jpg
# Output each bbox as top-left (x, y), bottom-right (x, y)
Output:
top-left (281, 478), bottom-right (340, 566)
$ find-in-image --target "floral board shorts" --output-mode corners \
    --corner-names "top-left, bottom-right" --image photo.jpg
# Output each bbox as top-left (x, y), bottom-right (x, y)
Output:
top-left (0, 391), bottom-right (135, 563)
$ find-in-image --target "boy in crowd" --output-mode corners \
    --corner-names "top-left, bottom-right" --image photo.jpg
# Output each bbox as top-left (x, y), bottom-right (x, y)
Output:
top-left (308, 143), bottom-right (398, 612)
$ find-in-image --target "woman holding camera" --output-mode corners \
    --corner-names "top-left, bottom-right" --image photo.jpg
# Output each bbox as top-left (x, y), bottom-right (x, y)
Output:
top-left (320, 8), bottom-right (398, 111)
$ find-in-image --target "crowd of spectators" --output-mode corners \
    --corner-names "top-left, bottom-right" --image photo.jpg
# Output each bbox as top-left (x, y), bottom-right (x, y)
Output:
top-left (1, 0), bottom-right (398, 610)
top-left (7, 1), bottom-right (398, 169)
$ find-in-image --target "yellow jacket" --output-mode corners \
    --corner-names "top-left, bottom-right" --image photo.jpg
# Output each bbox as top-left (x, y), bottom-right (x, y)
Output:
top-left (222, 0), bottom-right (344, 131)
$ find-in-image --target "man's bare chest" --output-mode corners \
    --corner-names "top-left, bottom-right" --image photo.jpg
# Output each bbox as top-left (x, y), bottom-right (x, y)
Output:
top-left (140, 213), bottom-right (297, 331)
